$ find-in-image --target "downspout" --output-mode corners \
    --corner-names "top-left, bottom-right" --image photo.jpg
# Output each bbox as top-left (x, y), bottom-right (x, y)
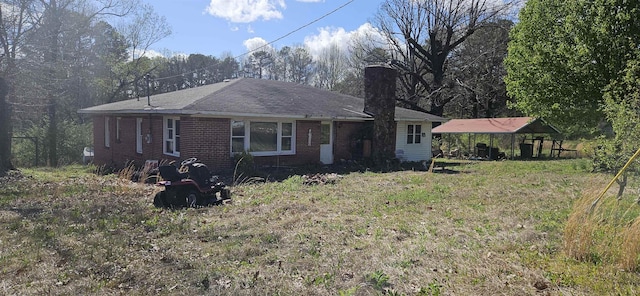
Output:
top-left (148, 113), bottom-right (153, 160)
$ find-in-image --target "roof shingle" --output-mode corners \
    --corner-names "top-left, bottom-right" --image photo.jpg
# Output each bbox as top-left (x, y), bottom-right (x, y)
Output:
top-left (79, 78), bottom-right (446, 122)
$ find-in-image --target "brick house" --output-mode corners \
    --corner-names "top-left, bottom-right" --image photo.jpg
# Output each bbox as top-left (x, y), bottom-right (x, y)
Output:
top-left (78, 77), bottom-right (446, 172)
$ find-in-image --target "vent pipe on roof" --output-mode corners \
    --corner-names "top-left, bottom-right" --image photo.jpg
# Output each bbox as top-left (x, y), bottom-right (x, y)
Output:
top-left (364, 65), bottom-right (397, 168)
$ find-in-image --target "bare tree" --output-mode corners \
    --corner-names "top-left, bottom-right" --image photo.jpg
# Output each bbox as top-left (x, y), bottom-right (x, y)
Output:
top-left (113, 2), bottom-right (170, 101)
top-left (0, 0), bottom-right (41, 174)
top-left (0, 76), bottom-right (11, 175)
top-left (289, 46), bottom-right (314, 84)
top-left (0, 0), bottom-right (168, 167)
top-left (375, 0), bottom-right (519, 116)
top-left (334, 30), bottom-right (391, 98)
top-left (272, 46), bottom-right (292, 82)
top-left (313, 43), bottom-right (346, 90)
top-left (447, 20), bottom-right (513, 118)
top-left (248, 50), bottom-right (273, 79)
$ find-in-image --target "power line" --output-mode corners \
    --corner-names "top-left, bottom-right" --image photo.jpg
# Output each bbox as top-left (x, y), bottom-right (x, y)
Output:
top-left (233, 0), bottom-right (356, 59)
top-left (153, 0), bottom-right (356, 82)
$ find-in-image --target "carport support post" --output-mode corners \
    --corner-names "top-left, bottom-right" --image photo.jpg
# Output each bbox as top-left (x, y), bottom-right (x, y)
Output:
top-left (510, 134), bottom-right (515, 160)
top-left (489, 134), bottom-right (494, 159)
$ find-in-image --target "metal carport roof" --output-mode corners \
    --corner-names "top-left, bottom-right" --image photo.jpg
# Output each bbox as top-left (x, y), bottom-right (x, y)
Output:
top-left (432, 117), bottom-right (560, 134)
top-left (432, 117), bottom-right (561, 159)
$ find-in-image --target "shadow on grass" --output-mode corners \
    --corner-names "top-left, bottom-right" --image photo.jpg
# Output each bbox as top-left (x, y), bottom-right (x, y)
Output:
top-left (6, 207), bottom-right (44, 218)
top-left (246, 159), bottom-right (467, 182)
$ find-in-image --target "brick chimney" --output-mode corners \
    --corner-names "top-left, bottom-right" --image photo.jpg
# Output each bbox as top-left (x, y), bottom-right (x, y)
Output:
top-left (364, 65), bottom-right (397, 166)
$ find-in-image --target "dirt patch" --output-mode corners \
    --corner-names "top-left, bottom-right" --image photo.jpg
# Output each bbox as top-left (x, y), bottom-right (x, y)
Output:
top-left (0, 169), bottom-right (27, 185)
top-left (302, 173), bottom-right (342, 185)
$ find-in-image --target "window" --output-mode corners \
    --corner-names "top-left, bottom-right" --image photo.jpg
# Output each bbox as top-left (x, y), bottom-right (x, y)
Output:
top-left (407, 124), bottom-right (422, 144)
top-left (104, 117), bottom-right (110, 148)
top-left (320, 123), bottom-right (330, 145)
top-left (281, 122), bottom-right (293, 150)
top-left (231, 120), bottom-right (245, 153)
top-left (231, 120), bottom-right (295, 155)
top-left (136, 118), bottom-right (143, 154)
top-left (250, 122), bottom-right (278, 152)
top-left (116, 117), bottom-right (121, 142)
top-left (164, 117), bottom-right (180, 156)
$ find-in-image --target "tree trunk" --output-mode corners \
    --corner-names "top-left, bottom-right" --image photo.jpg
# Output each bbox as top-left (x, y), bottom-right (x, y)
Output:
top-left (429, 103), bottom-right (445, 118)
top-left (47, 98), bottom-right (58, 166)
top-left (45, 0), bottom-right (61, 167)
top-left (0, 77), bottom-right (14, 176)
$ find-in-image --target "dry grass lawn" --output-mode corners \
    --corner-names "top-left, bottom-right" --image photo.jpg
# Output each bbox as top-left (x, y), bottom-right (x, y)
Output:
top-left (1, 159), bottom-right (639, 295)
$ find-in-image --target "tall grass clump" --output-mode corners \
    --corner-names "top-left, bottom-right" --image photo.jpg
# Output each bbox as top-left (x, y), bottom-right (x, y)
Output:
top-left (118, 161), bottom-right (137, 180)
top-left (563, 189), bottom-right (599, 262)
top-left (564, 183), bottom-right (640, 270)
top-left (233, 151), bottom-right (257, 184)
top-left (620, 219), bottom-right (640, 271)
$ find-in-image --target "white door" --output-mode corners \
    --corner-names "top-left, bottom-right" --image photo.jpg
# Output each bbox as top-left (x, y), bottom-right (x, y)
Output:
top-left (320, 122), bottom-right (333, 164)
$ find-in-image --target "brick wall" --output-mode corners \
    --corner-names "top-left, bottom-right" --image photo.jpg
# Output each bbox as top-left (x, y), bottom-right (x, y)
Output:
top-left (92, 116), bottom-right (370, 171)
top-left (181, 117), bottom-right (232, 172)
top-left (92, 115), bottom-right (175, 169)
top-left (334, 121), bottom-right (366, 161)
top-left (295, 120), bottom-right (321, 164)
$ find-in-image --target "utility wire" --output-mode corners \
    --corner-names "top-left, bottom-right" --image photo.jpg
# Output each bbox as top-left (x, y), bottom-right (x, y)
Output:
top-left (233, 0), bottom-right (355, 60)
top-left (152, 0), bottom-right (356, 82)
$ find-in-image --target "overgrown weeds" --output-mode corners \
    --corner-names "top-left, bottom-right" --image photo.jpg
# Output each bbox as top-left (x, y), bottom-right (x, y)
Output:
top-left (565, 180), bottom-right (640, 271)
top-left (2, 160), bottom-right (640, 295)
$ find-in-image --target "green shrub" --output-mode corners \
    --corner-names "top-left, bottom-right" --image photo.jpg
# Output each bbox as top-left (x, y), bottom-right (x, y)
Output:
top-left (233, 151), bottom-right (256, 181)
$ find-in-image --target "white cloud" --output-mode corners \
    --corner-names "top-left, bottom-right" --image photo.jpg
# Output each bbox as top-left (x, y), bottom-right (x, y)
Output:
top-left (243, 37), bottom-right (272, 53)
top-left (206, 0), bottom-right (286, 23)
top-left (303, 23), bottom-right (385, 59)
top-left (131, 48), bottom-right (166, 59)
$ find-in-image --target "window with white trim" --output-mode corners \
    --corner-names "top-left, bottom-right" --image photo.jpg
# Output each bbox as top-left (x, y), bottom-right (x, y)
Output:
top-left (136, 118), bottom-right (143, 154)
top-left (231, 120), bottom-right (295, 155)
top-left (407, 124), bottom-right (421, 144)
top-left (231, 120), bottom-right (245, 153)
top-left (116, 117), bottom-right (121, 142)
top-left (164, 117), bottom-right (180, 156)
top-left (104, 117), bottom-right (110, 148)
top-left (281, 122), bottom-right (293, 150)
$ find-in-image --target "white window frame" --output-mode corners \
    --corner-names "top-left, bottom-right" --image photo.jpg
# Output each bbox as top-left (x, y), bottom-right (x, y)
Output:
top-left (104, 117), bottom-right (110, 148)
top-left (407, 124), bottom-right (422, 144)
top-left (136, 118), bottom-right (143, 154)
top-left (230, 119), bottom-right (296, 156)
top-left (163, 116), bottom-right (180, 157)
top-left (231, 120), bottom-right (245, 154)
top-left (116, 117), bottom-right (121, 142)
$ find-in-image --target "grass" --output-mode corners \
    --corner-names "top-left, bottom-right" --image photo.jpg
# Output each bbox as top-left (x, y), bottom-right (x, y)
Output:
top-left (1, 160), bottom-right (639, 295)
top-left (563, 171), bottom-right (640, 293)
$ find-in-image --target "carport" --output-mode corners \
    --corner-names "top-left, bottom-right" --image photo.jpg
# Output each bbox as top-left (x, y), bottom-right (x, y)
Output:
top-left (432, 117), bottom-right (561, 159)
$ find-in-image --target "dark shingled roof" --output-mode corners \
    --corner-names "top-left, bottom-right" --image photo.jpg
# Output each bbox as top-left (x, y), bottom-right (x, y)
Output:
top-left (79, 78), bottom-right (447, 122)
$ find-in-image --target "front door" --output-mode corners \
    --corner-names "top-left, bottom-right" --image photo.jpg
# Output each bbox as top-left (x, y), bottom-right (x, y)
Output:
top-left (320, 122), bottom-right (333, 164)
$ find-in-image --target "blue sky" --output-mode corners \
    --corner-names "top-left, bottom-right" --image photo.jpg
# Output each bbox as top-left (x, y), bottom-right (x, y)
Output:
top-left (144, 0), bottom-right (385, 59)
